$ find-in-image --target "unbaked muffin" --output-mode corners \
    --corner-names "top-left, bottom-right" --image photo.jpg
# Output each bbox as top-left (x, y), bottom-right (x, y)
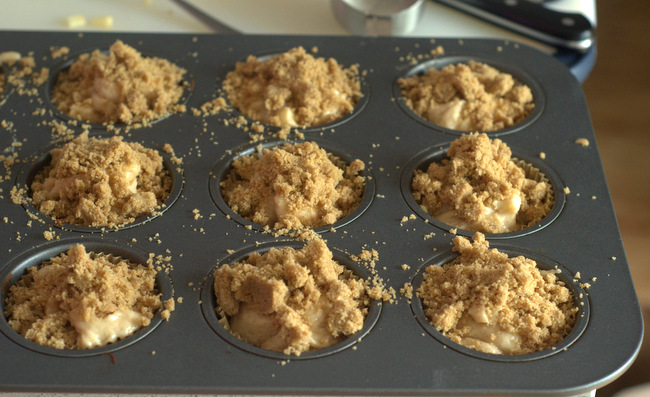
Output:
top-left (30, 132), bottom-right (172, 228)
top-left (4, 244), bottom-right (172, 349)
top-left (221, 141), bottom-right (365, 229)
top-left (214, 239), bottom-right (369, 356)
top-left (51, 40), bottom-right (186, 125)
top-left (223, 47), bottom-right (362, 129)
top-left (411, 133), bottom-right (553, 233)
top-left (399, 60), bottom-right (534, 132)
top-left (417, 233), bottom-right (578, 355)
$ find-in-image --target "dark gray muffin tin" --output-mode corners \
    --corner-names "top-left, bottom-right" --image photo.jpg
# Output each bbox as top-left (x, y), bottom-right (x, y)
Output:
top-left (0, 31), bottom-right (643, 396)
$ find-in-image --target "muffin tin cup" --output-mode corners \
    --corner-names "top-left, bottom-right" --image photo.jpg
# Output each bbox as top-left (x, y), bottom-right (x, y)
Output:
top-left (44, 48), bottom-right (195, 130)
top-left (14, 134), bottom-right (184, 233)
top-left (0, 32), bottom-right (642, 396)
top-left (393, 55), bottom-right (546, 137)
top-left (200, 239), bottom-right (382, 360)
top-left (209, 137), bottom-right (375, 234)
top-left (400, 143), bottom-right (565, 239)
top-left (410, 245), bottom-right (590, 363)
top-left (0, 238), bottom-right (174, 358)
top-left (220, 48), bottom-right (370, 135)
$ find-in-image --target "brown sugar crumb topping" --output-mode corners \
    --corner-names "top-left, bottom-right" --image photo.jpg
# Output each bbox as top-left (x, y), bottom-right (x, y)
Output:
top-left (411, 133), bottom-right (553, 233)
top-left (30, 131), bottom-right (171, 228)
top-left (221, 141), bottom-right (365, 229)
top-left (51, 40), bottom-right (186, 125)
top-left (223, 46), bottom-right (362, 128)
top-left (4, 244), bottom-right (164, 349)
top-left (399, 60), bottom-right (534, 132)
top-left (417, 233), bottom-right (578, 355)
top-left (213, 239), bottom-right (370, 356)
top-left (417, 233), bottom-right (578, 354)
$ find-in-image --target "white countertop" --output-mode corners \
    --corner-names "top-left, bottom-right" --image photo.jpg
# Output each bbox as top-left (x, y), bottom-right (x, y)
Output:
top-left (0, 0), bottom-right (596, 54)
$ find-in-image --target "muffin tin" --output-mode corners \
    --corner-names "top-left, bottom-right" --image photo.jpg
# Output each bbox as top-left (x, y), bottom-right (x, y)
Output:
top-left (0, 31), bottom-right (643, 396)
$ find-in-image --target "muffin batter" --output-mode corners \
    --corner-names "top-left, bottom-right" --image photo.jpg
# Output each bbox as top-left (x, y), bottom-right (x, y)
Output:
top-left (223, 47), bottom-right (362, 128)
top-left (411, 133), bottom-right (553, 233)
top-left (221, 141), bottom-right (365, 229)
top-left (4, 244), bottom-right (164, 349)
top-left (51, 40), bottom-right (186, 125)
top-left (214, 239), bottom-right (369, 356)
top-left (399, 60), bottom-right (534, 132)
top-left (418, 233), bottom-right (578, 355)
top-left (31, 132), bottom-right (171, 228)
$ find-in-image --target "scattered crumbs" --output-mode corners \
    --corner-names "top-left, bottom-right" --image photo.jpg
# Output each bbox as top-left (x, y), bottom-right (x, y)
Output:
top-left (449, 228), bottom-right (457, 234)
top-left (226, 249), bottom-right (235, 254)
top-left (564, 186), bottom-right (571, 194)
top-left (540, 152), bottom-right (546, 159)
top-left (423, 232), bottom-right (436, 240)
top-left (160, 298), bottom-right (175, 321)
top-left (177, 297), bottom-right (183, 304)
top-left (192, 208), bottom-right (202, 220)
top-left (575, 271), bottom-right (581, 279)
top-left (591, 277), bottom-right (597, 282)
top-left (401, 264), bottom-right (411, 270)
top-left (400, 282), bottom-right (413, 300)
top-left (43, 231), bottom-right (55, 241)
top-left (376, 194), bottom-right (385, 199)
top-left (611, 256), bottom-right (617, 261)
top-left (591, 196), bottom-right (597, 200)
top-left (400, 214), bottom-right (417, 225)
top-left (151, 351), bottom-right (156, 355)
top-left (575, 138), bottom-right (590, 147)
